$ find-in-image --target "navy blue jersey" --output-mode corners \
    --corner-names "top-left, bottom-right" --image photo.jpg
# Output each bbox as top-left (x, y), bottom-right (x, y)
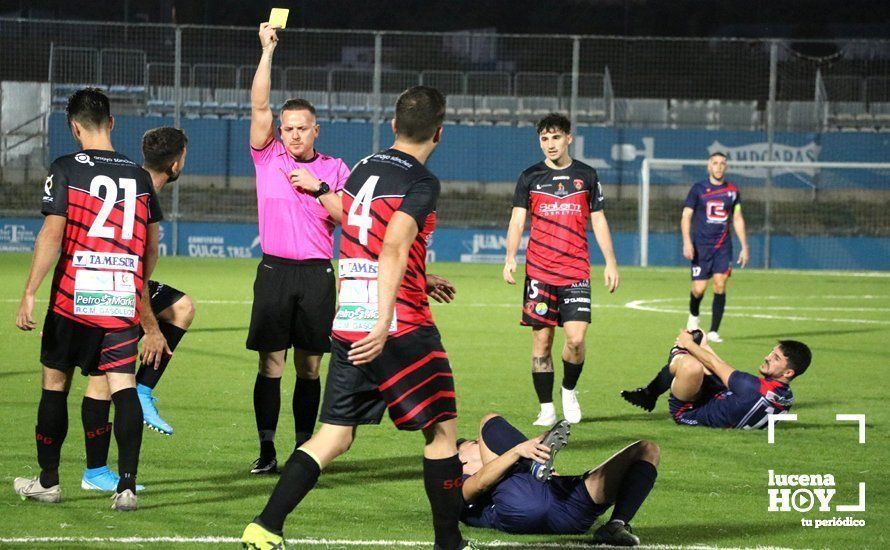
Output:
top-left (678, 371), bottom-right (794, 429)
top-left (684, 180), bottom-right (740, 251)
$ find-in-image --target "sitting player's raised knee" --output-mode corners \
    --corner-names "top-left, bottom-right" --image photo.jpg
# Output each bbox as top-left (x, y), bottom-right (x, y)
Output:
top-left (170, 294), bottom-right (196, 327)
top-left (479, 412), bottom-right (501, 430)
top-left (636, 440), bottom-right (660, 466)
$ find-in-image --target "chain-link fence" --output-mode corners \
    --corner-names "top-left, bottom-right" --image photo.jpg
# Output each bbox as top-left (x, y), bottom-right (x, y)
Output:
top-left (1, 18), bottom-right (888, 264)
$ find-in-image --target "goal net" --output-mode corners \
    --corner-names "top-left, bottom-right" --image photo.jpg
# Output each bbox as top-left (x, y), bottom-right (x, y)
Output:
top-left (639, 158), bottom-right (890, 270)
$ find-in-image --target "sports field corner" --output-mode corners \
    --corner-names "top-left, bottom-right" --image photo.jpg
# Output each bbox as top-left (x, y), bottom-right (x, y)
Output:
top-left (0, 256), bottom-right (887, 549)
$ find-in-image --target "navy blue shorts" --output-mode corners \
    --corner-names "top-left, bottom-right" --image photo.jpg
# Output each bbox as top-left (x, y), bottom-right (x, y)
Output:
top-left (471, 416), bottom-right (608, 534)
top-left (691, 246), bottom-right (732, 280)
top-left (668, 374), bottom-right (725, 426)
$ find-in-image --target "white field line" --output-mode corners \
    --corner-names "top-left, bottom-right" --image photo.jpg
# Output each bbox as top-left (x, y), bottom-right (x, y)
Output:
top-left (625, 297), bottom-right (890, 325)
top-left (642, 267), bottom-right (890, 278)
top-left (0, 536), bottom-right (798, 549)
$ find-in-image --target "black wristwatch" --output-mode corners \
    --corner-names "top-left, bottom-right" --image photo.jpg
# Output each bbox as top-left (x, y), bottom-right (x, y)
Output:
top-left (312, 181), bottom-right (331, 198)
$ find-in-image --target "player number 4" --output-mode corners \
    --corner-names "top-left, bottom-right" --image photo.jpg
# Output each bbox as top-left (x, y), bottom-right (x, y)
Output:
top-left (347, 175), bottom-right (380, 245)
top-left (88, 175), bottom-right (137, 240)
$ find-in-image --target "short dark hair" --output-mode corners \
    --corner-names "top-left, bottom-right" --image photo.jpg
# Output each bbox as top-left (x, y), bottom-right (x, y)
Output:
top-left (66, 87), bottom-right (111, 129)
top-left (394, 86), bottom-right (446, 143)
top-left (778, 340), bottom-right (812, 379)
top-left (709, 151), bottom-right (727, 160)
top-left (281, 98), bottom-right (316, 117)
top-left (142, 127), bottom-right (188, 172)
top-left (537, 113), bottom-right (571, 135)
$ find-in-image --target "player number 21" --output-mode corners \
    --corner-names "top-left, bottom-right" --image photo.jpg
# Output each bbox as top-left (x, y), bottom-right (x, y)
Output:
top-left (88, 175), bottom-right (137, 240)
top-left (348, 175), bottom-right (380, 245)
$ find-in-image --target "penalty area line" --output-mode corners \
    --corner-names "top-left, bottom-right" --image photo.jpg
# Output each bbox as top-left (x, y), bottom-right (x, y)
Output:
top-left (0, 536), bottom-right (797, 549)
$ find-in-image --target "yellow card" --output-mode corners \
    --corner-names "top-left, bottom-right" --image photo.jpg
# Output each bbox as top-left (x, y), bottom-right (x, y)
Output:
top-left (269, 8), bottom-right (289, 29)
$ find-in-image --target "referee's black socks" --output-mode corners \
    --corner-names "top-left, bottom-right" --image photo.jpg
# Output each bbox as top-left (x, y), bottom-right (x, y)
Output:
top-left (254, 374), bottom-right (281, 460)
top-left (293, 376), bottom-right (321, 448)
top-left (258, 449), bottom-right (321, 532)
top-left (111, 387), bottom-right (143, 493)
top-left (36, 389), bottom-right (69, 488)
top-left (136, 322), bottom-right (187, 389)
top-left (423, 454), bottom-right (464, 550)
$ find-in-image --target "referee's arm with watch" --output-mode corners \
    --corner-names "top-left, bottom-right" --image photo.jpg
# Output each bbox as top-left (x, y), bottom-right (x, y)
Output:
top-left (288, 168), bottom-right (342, 223)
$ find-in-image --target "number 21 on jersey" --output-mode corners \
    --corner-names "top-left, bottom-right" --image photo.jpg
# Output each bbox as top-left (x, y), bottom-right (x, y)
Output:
top-left (347, 175), bottom-right (379, 245)
top-left (88, 175), bottom-right (137, 240)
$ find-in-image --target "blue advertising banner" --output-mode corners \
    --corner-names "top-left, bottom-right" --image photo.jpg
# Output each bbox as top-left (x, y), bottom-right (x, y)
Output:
top-left (2, 217), bottom-right (888, 270)
top-left (48, 114), bottom-right (890, 187)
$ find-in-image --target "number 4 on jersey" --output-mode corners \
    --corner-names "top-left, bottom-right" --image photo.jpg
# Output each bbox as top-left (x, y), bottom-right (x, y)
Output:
top-left (347, 175), bottom-right (379, 245)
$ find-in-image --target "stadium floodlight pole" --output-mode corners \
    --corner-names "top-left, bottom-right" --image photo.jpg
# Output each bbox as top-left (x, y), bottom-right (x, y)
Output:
top-left (764, 40), bottom-right (778, 269)
top-left (172, 25), bottom-right (182, 257)
top-left (371, 32), bottom-right (383, 155)
top-left (569, 36), bottom-right (580, 158)
top-left (639, 157), bottom-right (650, 267)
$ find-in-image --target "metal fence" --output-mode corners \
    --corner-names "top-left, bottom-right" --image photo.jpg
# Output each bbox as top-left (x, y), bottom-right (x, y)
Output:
top-left (1, 18), bottom-right (889, 262)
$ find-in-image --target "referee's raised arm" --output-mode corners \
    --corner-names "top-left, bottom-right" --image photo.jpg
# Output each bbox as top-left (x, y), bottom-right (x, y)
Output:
top-left (251, 22), bottom-right (278, 149)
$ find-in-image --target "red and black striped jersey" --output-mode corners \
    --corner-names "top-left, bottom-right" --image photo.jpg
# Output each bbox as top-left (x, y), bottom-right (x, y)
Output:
top-left (332, 149), bottom-right (439, 343)
top-left (513, 160), bottom-right (603, 286)
top-left (41, 150), bottom-right (163, 330)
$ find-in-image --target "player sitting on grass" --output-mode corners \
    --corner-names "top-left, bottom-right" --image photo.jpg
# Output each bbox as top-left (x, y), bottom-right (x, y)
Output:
top-left (458, 413), bottom-right (659, 546)
top-left (621, 330), bottom-right (811, 429)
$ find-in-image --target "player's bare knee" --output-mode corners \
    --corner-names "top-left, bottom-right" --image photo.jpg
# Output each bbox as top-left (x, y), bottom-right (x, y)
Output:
top-left (171, 295), bottom-right (196, 327)
top-left (637, 440), bottom-right (660, 466)
top-left (564, 336), bottom-right (585, 357)
top-left (479, 412), bottom-right (501, 430)
top-left (676, 359), bottom-right (704, 378)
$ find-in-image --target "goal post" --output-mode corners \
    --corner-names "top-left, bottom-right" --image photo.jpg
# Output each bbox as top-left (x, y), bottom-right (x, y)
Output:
top-left (639, 158), bottom-right (890, 269)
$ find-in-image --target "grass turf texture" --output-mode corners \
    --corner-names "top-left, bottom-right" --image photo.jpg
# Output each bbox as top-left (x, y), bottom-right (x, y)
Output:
top-left (0, 254), bottom-right (887, 549)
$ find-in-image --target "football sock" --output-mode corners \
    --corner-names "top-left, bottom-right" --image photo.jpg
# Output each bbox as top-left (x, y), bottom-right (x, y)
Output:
top-left (136, 322), bottom-right (187, 389)
top-left (293, 376), bottom-right (320, 448)
top-left (610, 460), bottom-right (658, 524)
top-left (423, 454), bottom-right (464, 550)
top-left (532, 370), bottom-right (554, 404)
top-left (645, 365), bottom-right (674, 396)
top-left (111, 388), bottom-right (143, 493)
top-left (710, 293), bottom-right (726, 332)
top-left (254, 374), bottom-right (281, 460)
top-left (82, 396), bottom-right (112, 469)
top-left (689, 292), bottom-right (703, 316)
top-left (258, 449), bottom-right (321, 532)
top-left (561, 360), bottom-right (583, 391)
top-left (36, 389), bottom-right (69, 488)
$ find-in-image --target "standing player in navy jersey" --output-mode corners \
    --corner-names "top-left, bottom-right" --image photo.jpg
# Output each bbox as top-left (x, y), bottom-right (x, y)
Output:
top-left (13, 88), bottom-right (164, 511)
top-left (242, 86), bottom-right (468, 550)
top-left (682, 152), bottom-right (749, 343)
top-left (504, 113), bottom-right (619, 427)
top-left (621, 330), bottom-right (810, 429)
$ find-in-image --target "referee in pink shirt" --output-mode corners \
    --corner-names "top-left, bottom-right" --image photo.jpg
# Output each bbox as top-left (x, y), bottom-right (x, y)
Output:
top-left (247, 22), bottom-right (350, 474)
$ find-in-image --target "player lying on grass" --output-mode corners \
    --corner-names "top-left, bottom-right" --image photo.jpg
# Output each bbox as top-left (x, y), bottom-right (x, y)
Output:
top-left (621, 330), bottom-right (811, 429)
top-left (458, 413), bottom-right (659, 546)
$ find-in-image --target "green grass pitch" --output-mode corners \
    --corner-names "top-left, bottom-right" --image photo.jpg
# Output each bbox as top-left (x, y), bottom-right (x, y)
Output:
top-left (0, 254), bottom-right (887, 548)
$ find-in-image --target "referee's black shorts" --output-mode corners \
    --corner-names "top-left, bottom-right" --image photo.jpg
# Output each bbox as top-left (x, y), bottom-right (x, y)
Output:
top-left (246, 254), bottom-right (336, 354)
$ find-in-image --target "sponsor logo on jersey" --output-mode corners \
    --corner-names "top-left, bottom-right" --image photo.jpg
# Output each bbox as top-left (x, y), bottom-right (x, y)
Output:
top-left (555, 182), bottom-right (567, 196)
top-left (74, 153), bottom-right (94, 166)
top-left (339, 258), bottom-right (379, 279)
top-left (538, 202), bottom-right (582, 216)
top-left (72, 251), bottom-right (139, 272)
top-left (73, 290), bottom-right (136, 318)
top-left (573, 178), bottom-right (584, 190)
top-left (332, 303), bottom-right (397, 333)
